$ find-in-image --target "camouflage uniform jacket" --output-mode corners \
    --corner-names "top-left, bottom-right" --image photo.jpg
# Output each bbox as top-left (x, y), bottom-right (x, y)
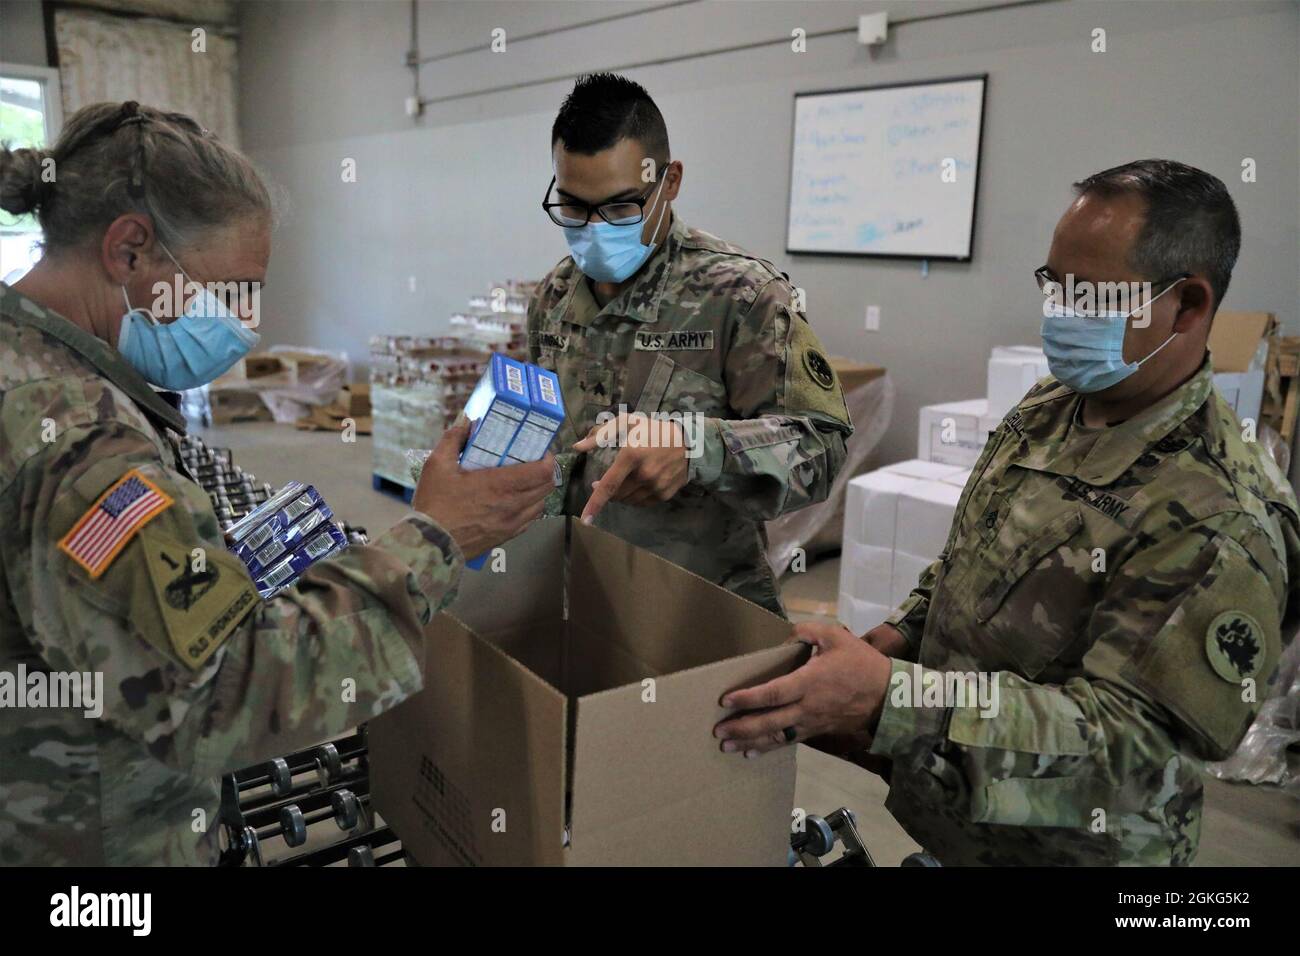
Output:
top-left (870, 358), bottom-right (1300, 865)
top-left (528, 215), bottom-right (853, 615)
top-left (0, 283), bottom-right (463, 865)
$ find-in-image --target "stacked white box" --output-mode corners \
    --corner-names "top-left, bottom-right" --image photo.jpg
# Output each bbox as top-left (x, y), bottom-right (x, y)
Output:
top-left (986, 345), bottom-right (1049, 419)
top-left (1213, 338), bottom-right (1268, 426)
top-left (837, 460), bottom-right (969, 635)
top-left (917, 398), bottom-right (993, 467)
top-left (881, 459), bottom-right (968, 482)
top-left (842, 469), bottom-right (915, 547)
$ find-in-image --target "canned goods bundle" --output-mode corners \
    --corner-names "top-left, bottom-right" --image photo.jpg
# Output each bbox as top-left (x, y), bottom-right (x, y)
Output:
top-left (177, 433), bottom-right (276, 528)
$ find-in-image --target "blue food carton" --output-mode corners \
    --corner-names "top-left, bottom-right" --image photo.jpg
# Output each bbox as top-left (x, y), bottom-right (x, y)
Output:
top-left (254, 522), bottom-right (349, 599)
top-left (460, 353), bottom-right (531, 471)
top-left (503, 364), bottom-right (565, 464)
top-left (226, 481), bottom-right (348, 598)
top-left (460, 357), bottom-right (566, 570)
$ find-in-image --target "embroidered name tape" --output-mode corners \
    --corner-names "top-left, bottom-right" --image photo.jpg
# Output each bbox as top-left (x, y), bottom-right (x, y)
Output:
top-left (59, 469), bottom-right (173, 579)
top-left (634, 330), bottom-right (714, 351)
top-left (531, 331), bottom-right (570, 351)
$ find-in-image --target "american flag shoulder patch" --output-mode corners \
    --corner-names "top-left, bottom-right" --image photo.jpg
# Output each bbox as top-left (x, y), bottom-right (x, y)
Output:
top-left (58, 469), bottom-right (174, 579)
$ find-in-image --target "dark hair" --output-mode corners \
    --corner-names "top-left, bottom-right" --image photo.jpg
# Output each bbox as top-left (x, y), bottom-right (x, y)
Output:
top-left (0, 100), bottom-right (271, 254)
top-left (1072, 159), bottom-right (1240, 311)
top-left (551, 73), bottom-right (670, 167)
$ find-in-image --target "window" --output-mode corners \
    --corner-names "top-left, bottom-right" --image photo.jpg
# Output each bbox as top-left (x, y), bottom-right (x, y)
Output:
top-left (1, 63), bottom-right (62, 283)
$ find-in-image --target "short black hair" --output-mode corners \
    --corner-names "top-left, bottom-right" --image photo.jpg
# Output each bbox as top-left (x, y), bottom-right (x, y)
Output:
top-left (551, 73), bottom-right (670, 167)
top-left (1072, 159), bottom-right (1241, 311)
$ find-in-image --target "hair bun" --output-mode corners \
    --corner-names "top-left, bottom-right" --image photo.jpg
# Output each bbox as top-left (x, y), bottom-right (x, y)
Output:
top-left (0, 146), bottom-right (53, 215)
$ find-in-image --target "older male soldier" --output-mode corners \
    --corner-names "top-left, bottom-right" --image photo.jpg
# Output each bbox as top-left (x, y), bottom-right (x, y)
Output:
top-left (715, 160), bottom-right (1300, 865)
top-left (529, 73), bottom-right (853, 616)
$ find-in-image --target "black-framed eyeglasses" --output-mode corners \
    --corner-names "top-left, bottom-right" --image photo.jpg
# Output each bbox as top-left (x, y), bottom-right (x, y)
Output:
top-left (1034, 266), bottom-right (1191, 312)
top-left (542, 175), bottom-right (658, 228)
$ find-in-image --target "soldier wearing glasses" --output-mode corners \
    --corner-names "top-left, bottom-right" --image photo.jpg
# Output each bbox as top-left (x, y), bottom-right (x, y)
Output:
top-left (715, 160), bottom-right (1300, 866)
top-left (529, 73), bottom-right (853, 616)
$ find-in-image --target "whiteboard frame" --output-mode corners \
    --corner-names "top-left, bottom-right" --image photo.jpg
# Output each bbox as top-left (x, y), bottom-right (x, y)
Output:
top-left (784, 73), bottom-right (988, 262)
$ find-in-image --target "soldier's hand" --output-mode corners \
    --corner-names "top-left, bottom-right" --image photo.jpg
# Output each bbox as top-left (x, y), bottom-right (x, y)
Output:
top-left (713, 622), bottom-right (892, 757)
top-left (412, 420), bottom-right (555, 558)
top-left (864, 622), bottom-right (910, 658)
top-left (574, 411), bottom-right (690, 523)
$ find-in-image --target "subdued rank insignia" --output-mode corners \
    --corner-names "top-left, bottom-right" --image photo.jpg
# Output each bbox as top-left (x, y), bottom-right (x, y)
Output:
top-left (804, 349), bottom-right (835, 390)
top-left (634, 330), bottom-right (714, 351)
top-left (144, 532), bottom-right (258, 670)
top-left (1153, 434), bottom-right (1191, 455)
top-left (1205, 610), bottom-right (1264, 683)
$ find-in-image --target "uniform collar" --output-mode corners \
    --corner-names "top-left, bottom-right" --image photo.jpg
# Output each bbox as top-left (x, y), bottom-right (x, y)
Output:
top-left (554, 213), bottom-right (689, 328)
top-left (0, 282), bottom-right (186, 435)
top-left (1013, 355), bottom-right (1214, 485)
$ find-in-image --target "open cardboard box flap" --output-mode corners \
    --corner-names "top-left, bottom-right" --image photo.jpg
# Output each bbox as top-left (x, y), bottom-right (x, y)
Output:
top-left (1208, 310), bottom-right (1276, 373)
top-left (370, 517), bottom-right (804, 866)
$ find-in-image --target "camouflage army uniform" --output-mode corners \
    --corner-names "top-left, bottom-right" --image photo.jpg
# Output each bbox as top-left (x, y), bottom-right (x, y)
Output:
top-left (869, 358), bottom-right (1300, 865)
top-left (0, 283), bottom-right (464, 865)
top-left (528, 215), bottom-right (853, 615)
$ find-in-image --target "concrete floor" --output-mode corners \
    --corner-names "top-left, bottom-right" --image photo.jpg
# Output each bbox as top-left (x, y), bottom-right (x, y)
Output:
top-left (202, 420), bottom-right (1300, 866)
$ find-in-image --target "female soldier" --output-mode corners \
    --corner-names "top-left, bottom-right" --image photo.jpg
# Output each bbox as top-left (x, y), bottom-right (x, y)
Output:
top-left (0, 101), bottom-right (554, 865)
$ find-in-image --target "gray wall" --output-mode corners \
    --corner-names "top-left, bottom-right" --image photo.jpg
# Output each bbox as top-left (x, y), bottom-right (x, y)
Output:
top-left (237, 0), bottom-right (1300, 471)
top-left (0, 0), bottom-right (48, 66)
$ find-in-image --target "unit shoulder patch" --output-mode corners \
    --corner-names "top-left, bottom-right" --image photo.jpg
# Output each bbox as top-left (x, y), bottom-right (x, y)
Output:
top-left (58, 469), bottom-right (173, 579)
top-left (784, 318), bottom-right (850, 427)
top-left (143, 531), bottom-right (258, 671)
top-left (1205, 609), bottom-right (1264, 683)
top-left (803, 348), bottom-right (835, 390)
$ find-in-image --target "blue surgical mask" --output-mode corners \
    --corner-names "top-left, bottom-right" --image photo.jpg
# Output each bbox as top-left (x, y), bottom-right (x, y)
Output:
top-left (1040, 281), bottom-right (1182, 393)
top-left (116, 245), bottom-right (260, 391)
top-left (564, 177), bottom-right (668, 283)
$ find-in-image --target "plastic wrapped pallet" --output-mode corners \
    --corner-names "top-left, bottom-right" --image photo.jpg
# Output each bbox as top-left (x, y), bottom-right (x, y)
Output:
top-left (208, 345), bottom-right (350, 424)
top-left (766, 362), bottom-right (893, 577)
top-left (370, 385), bottom-right (451, 487)
top-left (1207, 628), bottom-right (1300, 793)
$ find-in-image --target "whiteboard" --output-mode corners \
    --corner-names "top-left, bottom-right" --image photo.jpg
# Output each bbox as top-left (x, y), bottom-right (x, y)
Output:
top-left (786, 76), bottom-right (987, 261)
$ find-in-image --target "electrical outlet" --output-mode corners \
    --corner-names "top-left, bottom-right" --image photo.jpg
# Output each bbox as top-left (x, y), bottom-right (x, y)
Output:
top-left (866, 304), bottom-right (881, 331)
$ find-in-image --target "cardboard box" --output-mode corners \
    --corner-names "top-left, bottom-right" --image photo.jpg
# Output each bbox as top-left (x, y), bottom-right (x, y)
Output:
top-left (1208, 312), bottom-right (1275, 426)
top-left (1208, 311), bottom-right (1276, 373)
top-left (338, 383), bottom-right (371, 418)
top-left (208, 389), bottom-right (272, 424)
top-left (917, 397), bottom-right (990, 467)
top-left (369, 518), bottom-right (806, 866)
top-left (987, 345), bottom-right (1049, 419)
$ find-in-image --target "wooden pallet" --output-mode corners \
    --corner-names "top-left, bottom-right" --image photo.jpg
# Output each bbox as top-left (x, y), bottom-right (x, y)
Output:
top-left (1262, 337), bottom-right (1300, 447)
top-left (371, 472), bottom-right (415, 504)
